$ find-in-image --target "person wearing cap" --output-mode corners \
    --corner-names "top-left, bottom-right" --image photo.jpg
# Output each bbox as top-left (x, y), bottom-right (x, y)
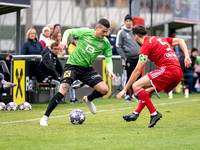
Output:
top-left (116, 14), bottom-right (140, 102)
top-left (39, 26), bottom-right (51, 49)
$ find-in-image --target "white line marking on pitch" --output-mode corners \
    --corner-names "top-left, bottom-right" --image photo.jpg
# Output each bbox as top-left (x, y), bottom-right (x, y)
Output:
top-left (0, 99), bottom-right (199, 125)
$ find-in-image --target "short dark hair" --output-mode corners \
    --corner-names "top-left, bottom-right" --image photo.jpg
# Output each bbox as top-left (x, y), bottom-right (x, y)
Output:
top-left (54, 24), bottom-right (61, 29)
top-left (132, 25), bottom-right (147, 38)
top-left (51, 42), bottom-right (59, 49)
top-left (97, 18), bottom-right (110, 28)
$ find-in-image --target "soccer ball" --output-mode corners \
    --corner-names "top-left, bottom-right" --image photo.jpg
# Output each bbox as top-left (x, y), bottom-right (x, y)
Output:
top-left (20, 102), bottom-right (32, 110)
top-left (69, 109), bottom-right (85, 125)
top-left (6, 102), bottom-right (18, 111)
top-left (0, 102), bottom-right (6, 110)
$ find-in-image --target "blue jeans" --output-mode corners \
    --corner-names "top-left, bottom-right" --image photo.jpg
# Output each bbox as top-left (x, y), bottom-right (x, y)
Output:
top-left (183, 73), bottom-right (195, 92)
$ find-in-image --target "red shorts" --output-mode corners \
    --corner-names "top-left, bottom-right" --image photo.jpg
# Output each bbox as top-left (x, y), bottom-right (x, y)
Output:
top-left (147, 66), bottom-right (183, 93)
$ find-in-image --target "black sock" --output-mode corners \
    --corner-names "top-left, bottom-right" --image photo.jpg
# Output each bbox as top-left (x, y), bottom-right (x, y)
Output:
top-left (87, 90), bottom-right (104, 102)
top-left (44, 92), bottom-right (64, 117)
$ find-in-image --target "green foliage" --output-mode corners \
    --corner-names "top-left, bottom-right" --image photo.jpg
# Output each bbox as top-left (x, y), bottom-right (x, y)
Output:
top-left (0, 93), bottom-right (200, 150)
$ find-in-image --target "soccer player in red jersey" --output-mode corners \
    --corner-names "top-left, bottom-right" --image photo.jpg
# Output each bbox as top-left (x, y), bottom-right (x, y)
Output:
top-left (116, 25), bottom-right (192, 128)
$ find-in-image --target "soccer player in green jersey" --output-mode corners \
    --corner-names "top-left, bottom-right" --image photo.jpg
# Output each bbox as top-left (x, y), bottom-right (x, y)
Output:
top-left (39, 18), bottom-right (116, 126)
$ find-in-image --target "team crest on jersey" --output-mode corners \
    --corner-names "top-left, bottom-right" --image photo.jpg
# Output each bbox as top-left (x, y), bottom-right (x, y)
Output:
top-left (63, 70), bottom-right (71, 78)
top-left (98, 42), bottom-right (103, 48)
top-left (139, 54), bottom-right (148, 62)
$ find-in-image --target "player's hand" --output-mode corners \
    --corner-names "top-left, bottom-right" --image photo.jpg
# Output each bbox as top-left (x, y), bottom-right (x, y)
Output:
top-left (109, 72), bottom-right (116, 82)
top-left (59, 42), bottom-right (68, 50)
top-left (184, 56), bottom-right (192, 68)
top-left (116, 90), bottom-right (126, 102)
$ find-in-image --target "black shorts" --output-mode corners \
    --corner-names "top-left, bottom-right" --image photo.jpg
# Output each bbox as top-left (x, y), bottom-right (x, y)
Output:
top-left (60, 64), bottom-right (103, 88)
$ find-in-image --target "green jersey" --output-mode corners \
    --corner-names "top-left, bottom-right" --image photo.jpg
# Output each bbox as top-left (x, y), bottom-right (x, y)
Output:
top-left (62, 28), bottom-right (112, 67)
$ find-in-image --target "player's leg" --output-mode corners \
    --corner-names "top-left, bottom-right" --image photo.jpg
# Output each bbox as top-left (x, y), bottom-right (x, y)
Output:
top-left (39, 65), bottom-right (75, 126)
top-left (123, 75), bottom-right (162, 127)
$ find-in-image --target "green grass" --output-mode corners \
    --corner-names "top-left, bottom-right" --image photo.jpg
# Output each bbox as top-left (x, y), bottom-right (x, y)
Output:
top-left (0, 93), bottom-right (200, 150)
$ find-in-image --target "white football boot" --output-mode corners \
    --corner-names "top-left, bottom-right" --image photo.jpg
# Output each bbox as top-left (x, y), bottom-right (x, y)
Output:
top-left (83, 96), bottom-right (96, 114)
top-left (39, 115), bottom-right (49, 126)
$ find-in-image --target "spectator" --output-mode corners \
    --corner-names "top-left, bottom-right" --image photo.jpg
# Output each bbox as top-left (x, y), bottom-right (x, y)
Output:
top-left (0, 54), bottom-right (12, 81)
top-left (51, 32), bottom-right (66, 56)
top-left (116, 14), bottom-right (140, 102)
top-left (106, 31), bottom-right (118, 55)
top-left (179, 49), bottom-right (199, 93)
top-left (21, 28), bottom-right (43, 55)
top-left (36, 42), bottom-right (63, 93)
top-left (47, 24), bottom-right (54, 37)
top-left (54, 24), bottom-right (62, 33)
top-left (39, 26), bottom-right (51, 49)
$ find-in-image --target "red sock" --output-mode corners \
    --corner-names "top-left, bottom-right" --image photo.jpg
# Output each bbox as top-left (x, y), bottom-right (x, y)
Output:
top-left (135, 88), bottom-right (156, 114)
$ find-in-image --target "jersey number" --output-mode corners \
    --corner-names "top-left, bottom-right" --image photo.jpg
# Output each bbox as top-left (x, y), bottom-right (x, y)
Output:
top-left (157, 38), bottom-right (172, 51)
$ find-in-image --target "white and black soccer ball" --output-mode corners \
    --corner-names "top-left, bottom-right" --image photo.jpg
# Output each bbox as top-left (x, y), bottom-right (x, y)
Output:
top-left (69, 109), bottom-right (85, 125)
top-left (0, 102), bottom-right (6, 110)
top-left (20, 102), bottom-right (32, 110)
top-left (6, 102), bottom-right (18, 111)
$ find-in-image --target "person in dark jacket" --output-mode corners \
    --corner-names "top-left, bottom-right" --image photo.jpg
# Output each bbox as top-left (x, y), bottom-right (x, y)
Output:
top-left (116, 14), bottom-right (140, 102)
top-left (179, 49), bottom-right (199, 93)
top-left (37, 42), bottom-right (63, 93)
top-left (21, 28), bottom-right (43, 55)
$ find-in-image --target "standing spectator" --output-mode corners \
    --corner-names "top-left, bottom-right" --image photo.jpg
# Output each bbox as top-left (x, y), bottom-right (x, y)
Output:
top-left (39, 18), bottom-right (116, 126)
top-left (36, 42), bottom-right (63, 93)
top-left (117, 25), bottom-right (191, 128)
top-left (39, 26), bottom-right (51, 49)
top-left (47, 24), bottom-right (54, 37)
top-left (21, 28), bottom-right (43, 55)
top-left (51, 32), bottom-right (66, 56)
top-left (116, 14), bottom-right (140, 102)
top-left (54, 24), bottom-right (62, 33)
top-left (106, 31), bottom-right (118, 55)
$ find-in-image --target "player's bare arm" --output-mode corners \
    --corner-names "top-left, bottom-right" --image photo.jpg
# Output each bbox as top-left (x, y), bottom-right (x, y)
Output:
top-left (172, 38), bottom-right (191, 68)
top-left (116, 60), bottom-right (146, 101)
top-left (109, 72), bottom-right (116, 82)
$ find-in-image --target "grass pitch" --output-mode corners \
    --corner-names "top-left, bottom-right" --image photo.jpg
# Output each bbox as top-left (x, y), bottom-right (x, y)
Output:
top-left (0, 93), bottom-right (200, 150)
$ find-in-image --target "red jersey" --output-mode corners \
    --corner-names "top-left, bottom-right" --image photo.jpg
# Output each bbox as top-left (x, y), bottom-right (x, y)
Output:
top-left (139, 36), bottom-right (181, 68)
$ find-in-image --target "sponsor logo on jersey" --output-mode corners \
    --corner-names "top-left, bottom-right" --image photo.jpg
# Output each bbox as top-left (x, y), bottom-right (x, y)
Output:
top-left (63, 70), bottom-right (71, 78)
top-left (85, 44), bottom-right (95, 53)
top-left (164, 52), bottom-right (178, 60)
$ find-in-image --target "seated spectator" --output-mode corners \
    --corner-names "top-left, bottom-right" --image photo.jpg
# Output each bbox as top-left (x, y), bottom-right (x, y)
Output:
top-left (36, 42), bottom-right (63, 93)
top-left (51, 32), bottom-right (66, 56)
top-left (39, 26), bottom-right (51, 49)
top-left (0, 73), bottom-right (16, 95)
top-left (0, 54), bottom-right (12, 81)
top-left (190, 48), bottom-right (200, 90)
top-left (21, 28), bottom-right (43, 55)
top-left (179, 49), bottom-right (199, 93)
